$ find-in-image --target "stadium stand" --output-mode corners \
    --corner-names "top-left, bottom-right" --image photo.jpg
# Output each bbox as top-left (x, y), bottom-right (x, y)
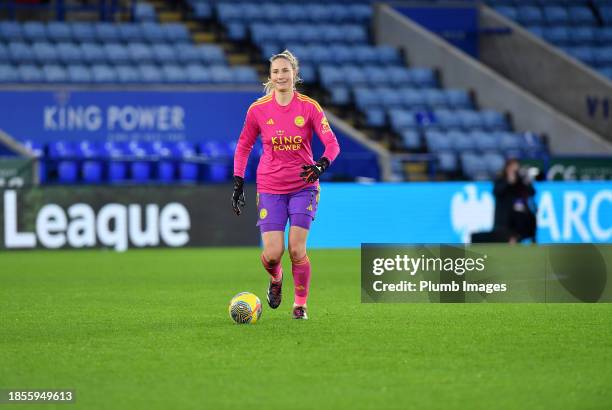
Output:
top-left (192, 0), bottom-right (548, 180)
top-left (1, 0), bottom-right (550, 184)
top-left (486, 0), bottom-right (612, 80)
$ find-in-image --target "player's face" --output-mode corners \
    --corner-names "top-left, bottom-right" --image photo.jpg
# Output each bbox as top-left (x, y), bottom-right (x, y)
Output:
top-left (270, 58), bottom-right (294, 93)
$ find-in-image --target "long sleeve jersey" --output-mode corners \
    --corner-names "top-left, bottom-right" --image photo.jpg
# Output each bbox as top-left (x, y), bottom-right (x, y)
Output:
top-left (233, 91), bottom-right (340, 194)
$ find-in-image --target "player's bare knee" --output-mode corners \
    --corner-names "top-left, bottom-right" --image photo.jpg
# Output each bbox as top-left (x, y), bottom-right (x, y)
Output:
top-left (263, 248), bottom-right (284, 265)
top-left (288, 247), bottom-right (306, 263)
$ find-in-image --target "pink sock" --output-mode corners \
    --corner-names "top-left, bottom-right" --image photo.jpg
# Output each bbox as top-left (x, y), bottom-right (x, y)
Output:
top-left (261, 253), bottom-right (282, 282)
top-left (291, 255), bottom-right (311, 306)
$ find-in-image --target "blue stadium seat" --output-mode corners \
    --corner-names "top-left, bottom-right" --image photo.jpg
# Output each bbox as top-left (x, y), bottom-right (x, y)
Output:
top-left (445, 89), bottom-right (472, 109)
top-left (450, 130), bottom-right (476, 152)
top-left (199, 141), bottom-right (230, 182)
top-left (570, 27), bottom-right (596, 45)
top-left (472, 131), bottom-right (498, 151)
top-left (437, 151), bottom-right (458, 173)
top-left (80, 43), bottom-right (106, 64)
top-left (115, 65), bottom-right (141, 83)
top-left (377, 46), bottom-right (401, 65)
top-left (433, 109), bottom-right (461, 130)
top-left (0, 43), bottom-right (7, 61)
top-left (91, 64), bottom-right (117, 83)
top-left (401, 130), bottom-right (421, 150)
top-left (481, 110), bottom-right (508, 131)
top-left (342, 65), bottom-right (367, 85)
top-left (78, 142), bottom-right (104, 184)
top-left (518, 6), bottom-right (544, 26)
top-left (543, 27), bottom-right (570, 45)
top-left (127, 42), bottom-right (154, 63)
top-left (0, 21), bottom-right (22, 41)
top-left (127, 141), bottom-right (153, 183)
top-left (185, 64), bottom-right (211, 83)
top-left (409, 68), bottom-right (437, 88)
top-left (596, 27), bottom-right (612, 45)
top-left (151, 43), bottom-right (175, 63)
top-left (461, 152), bottom-right (489, 180)
top-left (209, 65), bottom-right (233, 83)
top-left (422, 89), bottom-right (447, 109)
top-left (400, 88), bottom-right (427, 110)
top-left (141, 23), bottom-right (166, 43)
top-left (23, 22), bottom-right (47, 42)
top-left (163, 23), bottom-right (190, 43)
top-left (42, 64), bottom-right (68, 83)
top-left (494, 6), bottom-right (518, 21)
top-left (95, 23), bottom-right (121, 43)
top-left (71, 23), bottom-right (96, 43)
top-left (497, 131), bottom-right (522, 153)
top-left (119, 24), bottom-right (143, 42)
top-left (56, 42), bottom-right (82, 64)
top-left (67, 65), bottom-right (92, 83)
top-left (32, 42), bottom-right (59, 64)
top-left (299, 64), bottom-right (316, 84)
top-left (354, 87), bottom-right (381, 110)
top-left (457, 110), bottom-right (484, 130)
top-left (196, 44), bottom-right (226, 65)
top-left (543, 6), bottom-right (570, 25)
top-left (104, 43), bottom-right (130, 65)
top-left (162, 64), bottom-right (187, 83)
top-left (8, 42), bottom-right (34, 64)
top-left (174, 43), bottom-right (200, 64)
top-left (330, 44), bottom-right (354, 65)
top-left (565, 46), bottom-right (595, 65)
top-left (382, 67), bottom-right (412, 87)
top-left (232, 66), bottom-right (258, 84)
top-left (135, 3), bottom-right (157, 22)
top-left (138, 64), bottom-right (164, 83)
top-left (568, 6), bottom-right (595, 25)
top-left (225, 22), bottom-right (247, 39)
top-left (389, 109), bottom-right (417, 132)
top-left (425, 130), bottom-right (452, 152)
top-left (378, 87), bottom-right (403, 109)
top-left (103, 142), bottom-right (128, 184)
top-left (594, 47), bottom-right (612, 66)
top-left (18, 64), bottom-right (43, 83)
top-left (309, 45), bottom-right (332, 65)
top-left (0, 64), bottom-right (18, 83)
top-left (46, 22), bottom-right (71, 42)
top-left (483, 151), bottom-right (505, 176)
top-left (48, 141), bottom-right (78, 184)
top-left (363, 66), bottom-right (389, 86)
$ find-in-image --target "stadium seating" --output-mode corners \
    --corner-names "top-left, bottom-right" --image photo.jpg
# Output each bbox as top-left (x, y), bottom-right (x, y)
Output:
top-left (486, 0), bottom-right (612, 80)
top-left (0, 21), bottom-right (258, 85)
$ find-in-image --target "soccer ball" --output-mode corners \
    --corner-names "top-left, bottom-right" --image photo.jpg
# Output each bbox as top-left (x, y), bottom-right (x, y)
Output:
top-left (228, 292), bottom-right (262, 324)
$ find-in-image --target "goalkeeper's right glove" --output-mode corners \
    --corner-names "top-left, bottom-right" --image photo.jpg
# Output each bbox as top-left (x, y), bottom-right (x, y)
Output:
top-left (231, 175), bottom-right (245, 216)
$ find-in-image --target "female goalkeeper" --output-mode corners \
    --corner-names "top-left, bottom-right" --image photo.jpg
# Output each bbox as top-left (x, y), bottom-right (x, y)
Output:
top-left (231, 50), bottom-right (340, 320)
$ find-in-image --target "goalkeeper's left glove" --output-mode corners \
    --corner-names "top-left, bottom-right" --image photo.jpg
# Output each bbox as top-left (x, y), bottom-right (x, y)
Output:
top-left (300, 157), bottom-right (330, 183)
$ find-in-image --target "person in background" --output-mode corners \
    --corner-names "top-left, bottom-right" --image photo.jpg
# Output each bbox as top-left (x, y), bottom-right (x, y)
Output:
top-left (493, 158), bottom-right (537, 243)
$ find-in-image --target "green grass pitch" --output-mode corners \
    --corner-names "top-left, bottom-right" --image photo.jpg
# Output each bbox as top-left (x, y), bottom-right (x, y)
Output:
top-left (1, 248), bottom-right (611, 410)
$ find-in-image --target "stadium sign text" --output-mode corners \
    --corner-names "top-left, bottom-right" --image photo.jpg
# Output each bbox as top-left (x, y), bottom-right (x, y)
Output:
top-left (3, 190), bottom-right (190, 251)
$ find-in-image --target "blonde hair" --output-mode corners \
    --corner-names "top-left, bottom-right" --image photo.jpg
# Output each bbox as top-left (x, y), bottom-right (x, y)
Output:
top-left (263, 50), bottom-right (303, 95)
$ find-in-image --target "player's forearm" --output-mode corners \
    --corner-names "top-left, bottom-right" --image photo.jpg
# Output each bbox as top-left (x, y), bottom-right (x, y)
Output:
top-left (320, 134), bottom-right (340, 163)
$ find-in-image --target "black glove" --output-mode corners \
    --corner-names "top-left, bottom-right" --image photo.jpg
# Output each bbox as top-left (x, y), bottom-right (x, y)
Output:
top-left (300, 157), bottom-right (330, 183)
top-left (232, 175), bottom-right (245, 215)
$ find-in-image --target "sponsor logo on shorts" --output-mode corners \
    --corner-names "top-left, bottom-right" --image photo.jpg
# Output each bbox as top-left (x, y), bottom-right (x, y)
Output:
top-left (259, 208), bottom-right (268, 219)
top-left (294, 116), bottom-right (305, 127)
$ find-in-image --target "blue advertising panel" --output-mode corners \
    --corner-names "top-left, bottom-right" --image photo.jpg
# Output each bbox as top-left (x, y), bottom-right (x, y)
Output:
top-left (309, 182), bottom-right (612, 248)
top-left (0, 90), bottom-right (260, 143)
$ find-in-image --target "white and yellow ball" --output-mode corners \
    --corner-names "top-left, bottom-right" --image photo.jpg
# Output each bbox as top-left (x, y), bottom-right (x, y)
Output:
top-left (228, 292), bottom-right (262, 324)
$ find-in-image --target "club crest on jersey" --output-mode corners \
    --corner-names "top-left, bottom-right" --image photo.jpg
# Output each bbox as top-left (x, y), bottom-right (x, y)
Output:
top-left (294, 115), bottom-right (305, 127)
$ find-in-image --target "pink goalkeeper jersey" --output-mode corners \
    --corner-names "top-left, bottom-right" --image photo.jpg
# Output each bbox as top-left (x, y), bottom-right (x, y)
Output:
top-left (233, 91), bottom-right (340, 194)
